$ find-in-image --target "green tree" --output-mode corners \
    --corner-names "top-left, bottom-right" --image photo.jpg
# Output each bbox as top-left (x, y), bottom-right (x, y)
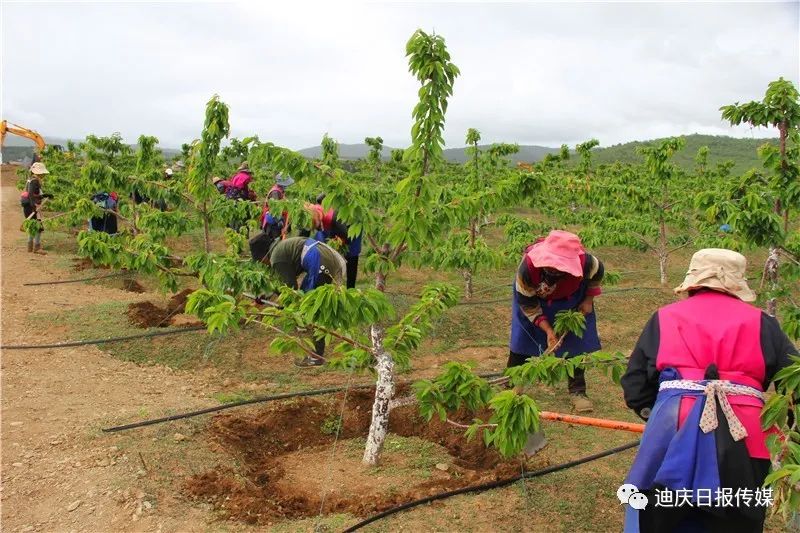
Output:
top-left (718, 78), bottom-right (800, 316)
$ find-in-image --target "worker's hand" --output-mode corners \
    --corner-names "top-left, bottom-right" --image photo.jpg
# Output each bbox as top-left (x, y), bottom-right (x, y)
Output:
top-left (578, 298), bottom-right (594, 315)
top-left (546, 331), bottom-right (562, 352)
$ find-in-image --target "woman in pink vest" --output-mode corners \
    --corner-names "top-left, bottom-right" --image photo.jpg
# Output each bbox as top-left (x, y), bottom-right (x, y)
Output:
top-left (621, 249), bottom-right (797, 533)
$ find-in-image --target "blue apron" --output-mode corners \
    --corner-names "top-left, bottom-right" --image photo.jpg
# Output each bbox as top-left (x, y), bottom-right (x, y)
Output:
top-left (623, 368), bottom-right (722, 533)
top-left (508, 279), bottom-right (601, 357)
top-left (300, 239), bottom-right (324, 292)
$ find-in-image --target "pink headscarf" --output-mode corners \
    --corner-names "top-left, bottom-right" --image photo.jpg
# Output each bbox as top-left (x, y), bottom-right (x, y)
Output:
top-left (526, 230), bottom-right (586, 277)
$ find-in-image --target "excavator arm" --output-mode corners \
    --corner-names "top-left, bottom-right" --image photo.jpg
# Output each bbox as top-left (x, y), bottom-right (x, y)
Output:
top-left (0, 120), bottom-right (46, 151)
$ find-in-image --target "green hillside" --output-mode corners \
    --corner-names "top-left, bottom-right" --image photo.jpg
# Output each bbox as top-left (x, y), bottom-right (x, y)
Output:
top-left (591, 134), bottom-right (777, 175)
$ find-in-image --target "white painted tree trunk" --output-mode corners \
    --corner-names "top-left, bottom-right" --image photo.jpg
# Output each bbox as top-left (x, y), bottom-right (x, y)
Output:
top-left (362, 324), bottom-right (395, 466)
top-left (659, 253), bottom-right (668, 286)
top-left (658, 215), bottom-right (668, 286)
top-left (764, 247), bottom-right (779, 317)
top-left (463, 269), bottom-right (473, 300)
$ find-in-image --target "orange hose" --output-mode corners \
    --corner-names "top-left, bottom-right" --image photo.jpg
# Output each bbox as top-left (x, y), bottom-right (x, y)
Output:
top-left (540, 411), bottom-right (645, 433)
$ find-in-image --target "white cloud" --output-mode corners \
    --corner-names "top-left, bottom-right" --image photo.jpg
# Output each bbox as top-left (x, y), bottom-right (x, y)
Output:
top-left (1, 1), bottom-right (797, 150)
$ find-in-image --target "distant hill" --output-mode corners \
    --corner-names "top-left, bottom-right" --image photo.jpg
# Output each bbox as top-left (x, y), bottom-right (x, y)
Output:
top-left (443, 144), bottom-right (559, 163)
top-left (1, 134), bottom-right (180, 163)
top-left (3, 132), bottom-right (776, 174)
top-left (591, 134), bottom-right (776, 175)
top-left (2, 134), bottom-right (71, 147)
top-left (297, 142), bottom-right (560, 163)
top-left (297, 135), bottom-right (774, 171)
top-left (298, 143), bottom-right (395, 160)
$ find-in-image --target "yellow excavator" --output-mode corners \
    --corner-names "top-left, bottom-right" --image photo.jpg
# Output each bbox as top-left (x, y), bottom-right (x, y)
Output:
top-left (0, 120), bottom-right (62, 164)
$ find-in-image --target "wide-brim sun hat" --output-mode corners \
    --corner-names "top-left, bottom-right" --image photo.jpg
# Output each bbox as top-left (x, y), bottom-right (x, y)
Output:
top-left (674, 248), bottom-right (756, 302)
top-left (526, 230), bottom-right (586, 277)
top-left (212, 176), bottom-right (223, 184)
top-left (276, 173), bottom-right (295, 188)
top-left (237, 161), bottom-right (251, 173)
top-left (30, 162), bottom-right (49, 175)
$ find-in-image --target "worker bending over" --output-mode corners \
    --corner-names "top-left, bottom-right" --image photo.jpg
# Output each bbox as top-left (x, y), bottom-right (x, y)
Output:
top-left (255, 236), bottom-right (346, 368)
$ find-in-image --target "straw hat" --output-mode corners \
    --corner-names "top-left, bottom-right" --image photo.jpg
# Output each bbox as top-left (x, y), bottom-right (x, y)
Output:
top-left (212, 176), bottom-right (223, 184)
top-left (674, 248), bottom-right (756, 302)
top-left (526, 230), bottom-right (585, 277)
top-left (164, 168), bottom-right (173, 176)
top-left (30, 162), bottom-right (49, 175)
top-left (237, 161), bottom-right (251, 173)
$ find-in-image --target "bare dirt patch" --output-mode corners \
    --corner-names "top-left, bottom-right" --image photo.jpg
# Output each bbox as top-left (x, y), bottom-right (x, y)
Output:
top-left (126, 289), bottom-right (194, 328)
top-left (71, 257), bottom-right (110, 271)
top-left (121, 278), bottom-right (145, 293)
top-left (183, 390), bottom-right (523, 524)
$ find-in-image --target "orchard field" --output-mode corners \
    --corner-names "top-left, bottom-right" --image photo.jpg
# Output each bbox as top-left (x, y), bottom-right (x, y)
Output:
top-left (2, 29), bottom-right (799, 533)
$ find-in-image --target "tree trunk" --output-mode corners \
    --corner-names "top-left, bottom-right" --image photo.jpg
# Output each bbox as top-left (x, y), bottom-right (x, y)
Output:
top-left (658, 214), bottom-right (668, 286)
top-left (202, 202), bottom-right (211, 253)
top-left (764, 247), bottom-right (779, 317)
top-left (463, 269), bottom-right (473, 300)
top-left (659, 253), bottom-right (668, 286)
top-left (469, 219), bottom-right (476, 248)
top-left (362, 325), bottom-right (395, 466)
top-left (132, 203), bottom-right (139, 236)
top-left (374, 244), bottom-right (391, 292)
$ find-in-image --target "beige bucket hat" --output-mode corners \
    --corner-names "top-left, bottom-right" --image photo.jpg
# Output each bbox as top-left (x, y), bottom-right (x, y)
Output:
top-left (30, 162), bottom-right (49, 175)
top-left (674, 248), bottom-right (756, 302)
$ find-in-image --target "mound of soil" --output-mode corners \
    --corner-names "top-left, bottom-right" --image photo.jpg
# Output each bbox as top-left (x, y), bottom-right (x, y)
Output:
top-left (121, 279), bottom-right (146, 293)
top-left (126, 289), bottom-right (194, 328)
top-left (72, 257), bottom-right (111, 271)
top-left (184, 390), bottom-right (525, 524)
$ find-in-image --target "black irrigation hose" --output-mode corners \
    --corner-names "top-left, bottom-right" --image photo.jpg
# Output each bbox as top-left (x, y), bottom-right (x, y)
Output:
top-left (453, 286), bottom-right (666, 307)
top-left (342, 439), bottom-right (641, 532)
top-left (102, 385), bottom-right (374, 433)
top-left (388, 286), bottom-right (666, 307)
top-left (23, 271), bottom-right (131, 286)
top-left (0, 326), bottom-right (206, 350)
top-left (101, 371), bottom-right (504, 433)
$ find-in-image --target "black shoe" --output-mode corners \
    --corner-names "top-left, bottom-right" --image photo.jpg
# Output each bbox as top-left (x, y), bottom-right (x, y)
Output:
top-left (294, 355), bottom-right (325, 368)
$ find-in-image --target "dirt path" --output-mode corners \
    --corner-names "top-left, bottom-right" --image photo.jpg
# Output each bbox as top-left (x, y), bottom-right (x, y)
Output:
top-left (0, 168), bottom-right (233, 532)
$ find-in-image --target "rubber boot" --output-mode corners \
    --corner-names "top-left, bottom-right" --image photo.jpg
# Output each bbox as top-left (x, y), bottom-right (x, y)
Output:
top-left (33, 243), bottom-right (47, 255)
top-left (571, 394), bottom-right (594, 413)
top-left (27, 241), bottom-right (34, 253)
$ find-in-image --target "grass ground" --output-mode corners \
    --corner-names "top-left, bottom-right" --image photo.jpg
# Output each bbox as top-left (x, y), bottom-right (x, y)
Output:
top-left (21, 215), bottom-right (791, 532)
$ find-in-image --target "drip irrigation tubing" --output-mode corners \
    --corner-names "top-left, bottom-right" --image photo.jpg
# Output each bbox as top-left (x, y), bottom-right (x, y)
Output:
top-left (452, 286), bottom-right (665, 307)
top-left (23, 271), bottom-right (131, 286)
top-left (0, 326), bottom-right (206, 350)
top-left (341, 439), bottom-right (641, 532)
top-left (102, 371), bottom-right (504, 433)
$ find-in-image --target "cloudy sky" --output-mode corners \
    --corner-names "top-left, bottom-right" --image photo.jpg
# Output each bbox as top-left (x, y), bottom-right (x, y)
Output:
top-left (2, 1), bottom-right (798, 150)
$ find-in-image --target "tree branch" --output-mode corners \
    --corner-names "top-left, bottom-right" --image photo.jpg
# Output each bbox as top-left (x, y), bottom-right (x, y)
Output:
top-left (445, 418), bottom-right (496, 430)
